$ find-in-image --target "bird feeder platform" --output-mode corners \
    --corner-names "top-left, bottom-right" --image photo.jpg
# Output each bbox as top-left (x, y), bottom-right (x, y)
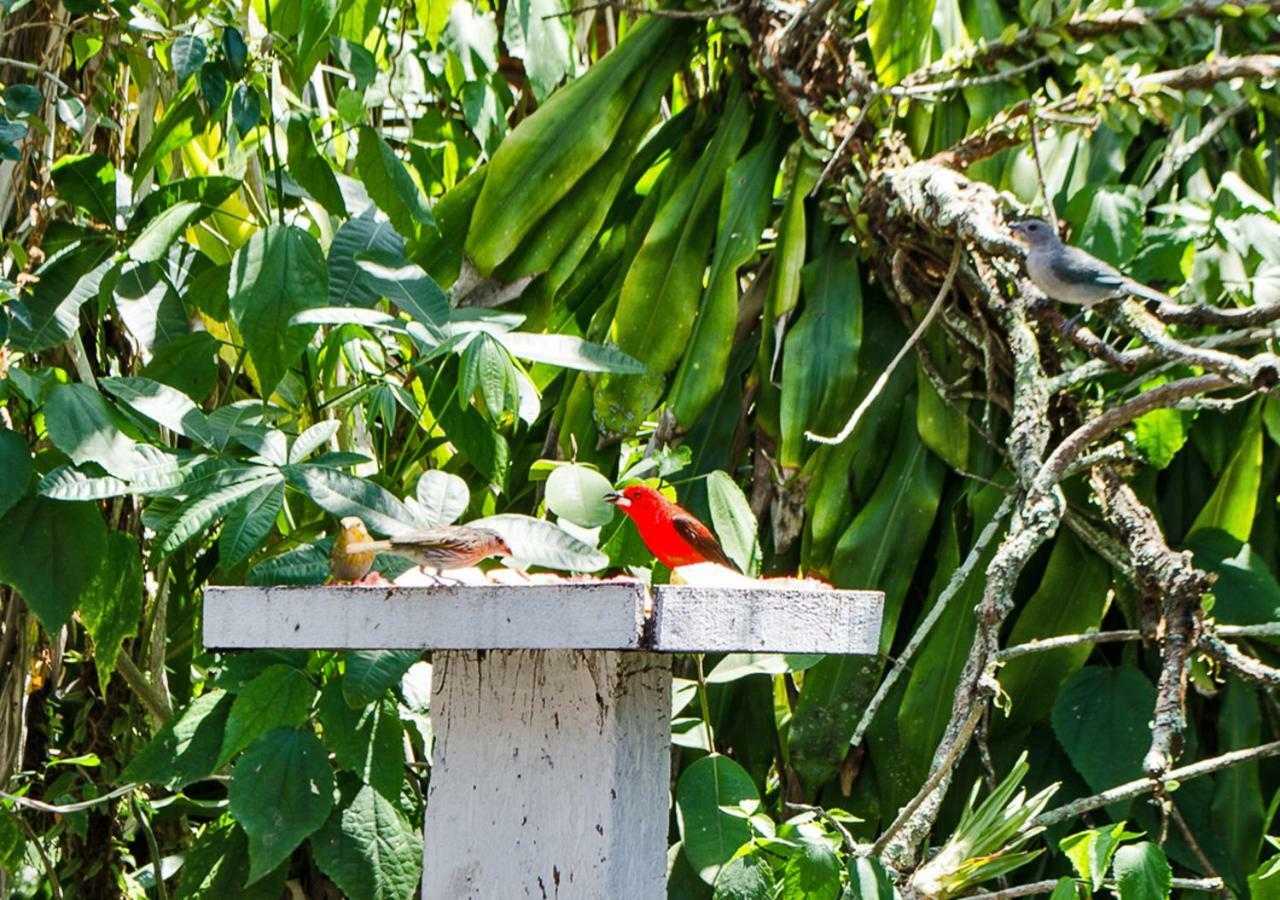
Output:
top-left (204, 578), bottom-right (882, 899)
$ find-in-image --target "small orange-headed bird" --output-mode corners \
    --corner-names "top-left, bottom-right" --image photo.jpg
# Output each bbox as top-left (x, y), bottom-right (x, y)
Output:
top-left (329, 516), bottom-right (378, 583)
top-left (604, 485), bottom-right (741, 572)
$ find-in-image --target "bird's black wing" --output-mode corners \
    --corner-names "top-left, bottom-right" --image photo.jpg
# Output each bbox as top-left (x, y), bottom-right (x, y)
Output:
top-left (672, 516), bottom-right (743, 573)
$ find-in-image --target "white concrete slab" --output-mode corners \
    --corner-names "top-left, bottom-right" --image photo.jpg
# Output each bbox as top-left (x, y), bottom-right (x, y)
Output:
top-left (422, 650), bottom-right (671, 899)
top-left (649, 586), bottom-right (883, 653)
top-left (203, 583), bottom-right (884, 654)
top-left (203, 583), bottom-right (647, 650)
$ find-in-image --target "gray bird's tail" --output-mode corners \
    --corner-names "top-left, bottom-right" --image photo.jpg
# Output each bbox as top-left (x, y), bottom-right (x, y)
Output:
top-left (1121, 278), bottom-right (1170, 305)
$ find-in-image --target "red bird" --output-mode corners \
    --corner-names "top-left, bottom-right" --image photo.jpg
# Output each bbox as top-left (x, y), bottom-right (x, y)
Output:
top-left (603, 485), bottom-right (741, 572)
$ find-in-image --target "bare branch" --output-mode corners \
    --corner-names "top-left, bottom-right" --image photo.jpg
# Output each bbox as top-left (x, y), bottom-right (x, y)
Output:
top-left (966, 877), bottom-right (1224, 899)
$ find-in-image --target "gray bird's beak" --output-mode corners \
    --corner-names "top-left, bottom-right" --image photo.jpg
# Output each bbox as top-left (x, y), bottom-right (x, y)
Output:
top-left (602, 491), bottom-right (630, 508)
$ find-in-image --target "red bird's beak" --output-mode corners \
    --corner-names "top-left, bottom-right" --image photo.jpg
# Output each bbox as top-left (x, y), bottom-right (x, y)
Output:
top-left (603, 491), bottom-right (630, 508)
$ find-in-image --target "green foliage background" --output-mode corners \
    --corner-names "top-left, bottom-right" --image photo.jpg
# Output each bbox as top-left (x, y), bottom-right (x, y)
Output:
top-left (0, 0), bottom-right (1277, 896)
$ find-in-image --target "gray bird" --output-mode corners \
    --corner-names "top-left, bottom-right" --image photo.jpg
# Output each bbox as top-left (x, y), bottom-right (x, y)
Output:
top-left (1010, 219), bottom-right (1169, 308)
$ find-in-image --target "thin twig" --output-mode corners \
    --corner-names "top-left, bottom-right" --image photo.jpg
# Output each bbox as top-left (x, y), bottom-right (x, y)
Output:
top-left (1142, 100), bottom-right (1251, 205)
top-left (0, 783), bottom-right (137, 814)
top-left (1036, 740), bottom-right (1280, 826)
top-left (996, 629), bottom-right (1143, 662)
top-left (966, 877), bottom-right (1224, 899)
top-left (0, 56), bottom-right (75, 94)
top-left (808, 244), bottom-right (962, 444)
top-left (1026, 114), bottom-right (1056, 232)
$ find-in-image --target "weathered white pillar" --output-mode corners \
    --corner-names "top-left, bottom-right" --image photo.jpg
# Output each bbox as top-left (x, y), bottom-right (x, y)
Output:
top-left (424, 650), bottom-right (671, 899)
top-left (203, 581), bottom-right (882, 900)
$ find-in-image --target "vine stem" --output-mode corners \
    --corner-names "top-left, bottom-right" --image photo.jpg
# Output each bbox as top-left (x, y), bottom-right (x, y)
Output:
top-left (262, 1), bottom-right (285, 226)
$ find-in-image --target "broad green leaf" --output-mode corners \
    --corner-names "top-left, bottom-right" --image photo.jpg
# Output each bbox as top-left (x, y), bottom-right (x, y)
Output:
top-left (317, 681), bottom-right (404, 800)
top-left (131, 176), bottom-right (240, 230)
top-left (136, 91), bottom-right (201, 179)
top-left (219, 664), bottom-right (317, 765)
top-left (414, 469), bottom-right (470, 527)
top-left (1187, 530), bottom-right (1280, 627)
top-left (79, 531), bottom-right (144, 695)
top-left (51, 153), bottom-right (115, 222)
top-left (1065, 185), bottom-right (1144, 266)
top-left (846, 856), bottom-right (897, 899)
top-left (342, 650), bottom-right (421, 708)
top-left (470, 513), bottom-right (607, 571)
top-left (1211, 676), bottom-right (1265, 892)
top-left (129, 199), bottom-right (201, 262)
top-left (219, 477), bottom-right (285, 567)
top-left (782, 835), bottom-right (840, 900)
top-left (251, 541), bottom-right (331, 586)
top-left (501, 0), bottom-right (570, 101)
top-left (157, 469), bottom-right (281, 555)
top-left (1052, 666), bottom-right (1155, 793)
top-left (171, 35), bottom-right (207, 84)
top-left (460, 332), bottom-right (520, 419)
top-left (178, 820), bottom-right (288, 900)
top-left (0, 495), bottom-right (106, 632)
top-left (231, 84), bottom-right (261, 134)
top-left (706, 654), bottom-right (822, 683)
top-left (545, 463), bottom-right (613, 528)
top-left (354, 251), bottom-right (449, 334)
top-left (706, 470), bottom-right (760, 575)
top-left (310, 784), bottom-right (421, 900)
top-left (122, 690), bottom-right (234, 788)
top-left (142, 330), bottom-right (221, 402)
top-left (1048, 878), bottom-right (1080, 900)
top-left (9, 248), bottom-right (117, 353)
top-left (328, 209), bottom-right (405, 308)
top-left (494, 332), bottom-right (646, 374)
top-left (282, 465), bottom-right (416, 536)
top-left (228, 224), bottom-right (328, 396)
top-left (712, 852), bottom-right (774, 899)
top-left (677, 754), bottom-right (760, 883)
top-left (3, 83), bottom-right (41, 115)
top-left (295, 0), bottom-right (343, 83)
top-left (1060, 822), bottom-right (1137, 890)
top-left (1190, 405), bottom-right (1262, 543)
top-left (998, 532), bottom-right (1112, 734)
top-left (0, 429), bottom-right (32, 519)
top-left (1113, 842), bottom-right (1172, 900)
top-left (289, 421), bottom-right (341, 464)
top-left (113, 261), bottom-right (188, 359)
top-left (356, 126), bottom-right (436, 238)
top-left (100, 376), bottom-right (213, 446)
top-left (286, 115), bottom-right (345, 216)
top-left (229, 727), bottom-right (335, 884)
top-left (868, 0), bottom-right (936, 84)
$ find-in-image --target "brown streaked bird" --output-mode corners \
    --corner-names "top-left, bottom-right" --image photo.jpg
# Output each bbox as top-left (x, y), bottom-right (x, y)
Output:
top-left (345, 526), bottom-right (512, 580)
top-left (329, 516), bottom-right (378, 583)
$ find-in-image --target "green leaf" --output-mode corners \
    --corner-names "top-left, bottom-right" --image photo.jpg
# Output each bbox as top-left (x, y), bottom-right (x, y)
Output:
top-left (231, 85), bottom-right (261, 135)
top-left (460, 332), bottom-right (520, 418)
top-left (99, 376), bottom-right (213, 446)
top-left (0, 430), bottom-right (32, 519)
top-left (0, 495), bottom-right (106, 632)
top-left (706, 470), bottom-right (760, 575)
top-left (131, 176), bottom-right (240, 230)
top-left (129, 199), bottom-right (201, 263)
top-left (295, 0), bottom-right (343, 83)
top-left (3, 83), bottom-right (42, 116)
top-left (676, 754), bottom-right (760, 883)
top-left (157, 468), bottom-right (281, 555)
top-left (1190, 404), bottom-right (1263, 543)
top-left (282, 464), bottom-right (415, 536)
top-left (494, 332), bottom-right (647, 374)
top-left (171, 35), bottom-right (207, 85)
top-left (414, 469), bottom-right (470, 527)
top-left (1064, 185), bottom-right (1144, 266)
top-left (1060, 822), bottom-right (1137, 890)
top-left (287, 114), bottom-right (346, 216)
top-left (311, 784), bottom-right (421, 900)
top-left (545, 464), bottom-right (613, 528)
top-left (501, 0), bottom-right (570, 101)
top-left (470, 513), bottom-right (607, 571)
top-left (219, 477), bottom-right (285, 567)
top-left (289, 421), bottom-right (341, 464)
top-left (51, 153), bottom-right (115, 222)
top-left (1047, 877), bottom-right (1080, 900)
top-left (317, 681), bottom-right (404, 800)
top-left (712, 852), bottom-right (775, 899)
top-left (354, 250), bottom-right (449, 333)
top-left (136, 91), bottom-right (201, 179)
top-left (1211, 676), bottom-right (1265, 892)
top-left (9, 249), bottom-right (117, 353)
top-left (868, 0), bottom-right (937, 84)
top-left (846, 856), bottom-right (896, 899)
top-left (342, 650), bottom-right (420, 708)
top-left (1113, 842), bottom-right (1172, 900)
top-left (122, 690), bottom-right (234, 789)
top-left (998, 532), bottom-right (1112, 734)
top-left (1052, 666), bottom-right (1155, 793)
top-left (178, 820), bottom-right (288, 899)
top-left (113, 261), bottom-right (188, 358)
top-left (706, 654), bottom-right (822, 683)
top-left (219, 664), bottom-right (317, 765)
top-left (229, 727), bottom-right (335, 884)
top-left (79, 531), bottom-right (143, 695)
top-left (356, 126), bottom-right (436, 238)
top-left (782, 835), bottom-right (840, 900)
top-left (222, 27), bottom-right (249, 78)
top-left (228, 224), bottom-right (328, 396)
top-left (328, 209), bottom-right (406, 307)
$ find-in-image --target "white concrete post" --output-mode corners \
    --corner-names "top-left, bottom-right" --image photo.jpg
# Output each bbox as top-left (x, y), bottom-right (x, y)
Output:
top-left (203, 583), bottom-right (882, 900)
